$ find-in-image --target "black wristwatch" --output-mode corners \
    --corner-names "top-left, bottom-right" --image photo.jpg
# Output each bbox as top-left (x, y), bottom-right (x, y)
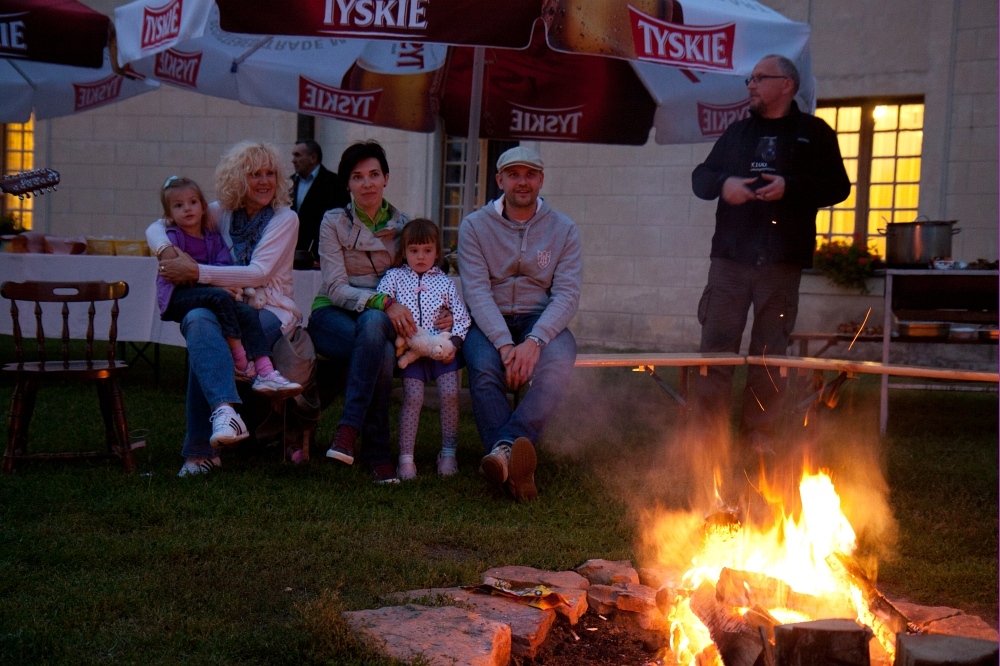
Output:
top-left (526, 334), bottom-right (545, 349)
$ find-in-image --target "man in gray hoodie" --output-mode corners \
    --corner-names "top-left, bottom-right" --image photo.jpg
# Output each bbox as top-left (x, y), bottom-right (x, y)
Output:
top-left (458, 146), bottom-right (583, 502)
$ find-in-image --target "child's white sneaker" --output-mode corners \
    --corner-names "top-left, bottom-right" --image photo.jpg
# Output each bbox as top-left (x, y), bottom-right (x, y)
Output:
top-left (397, 460), bottom-right (417, 480)
top-left (437, 453), bottom-right (458, 477)
top-left (252, 370), bottom-right (302, 398)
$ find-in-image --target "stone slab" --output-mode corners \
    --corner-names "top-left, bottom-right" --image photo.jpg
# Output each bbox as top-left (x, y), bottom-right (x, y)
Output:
top-left (343, 604), bottom-right (510, 666)
top-left (586, 584), bottom-right (620, 615)
top-left (551, 586), bottom-right (589, 625)
top-left (391, 587), bottom-right (555, 658)
top-left (895, 633), bottom-right (999, 665)
top-left (892, 601), bottom-right (999, 641)
top-left (576, 558), bottom-right (640, 586)
top-left (482, 565), bottom-right (590, 590)
top-left (616, 582), bottom-right (658, 613)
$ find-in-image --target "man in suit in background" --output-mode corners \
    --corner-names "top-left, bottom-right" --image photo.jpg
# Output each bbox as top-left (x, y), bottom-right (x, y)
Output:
top-left (291, 140), bottom-right (349, 264)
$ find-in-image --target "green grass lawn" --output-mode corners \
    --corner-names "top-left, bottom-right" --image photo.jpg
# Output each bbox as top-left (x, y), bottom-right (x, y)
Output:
top-left (0, 342), bottom-right (996, 664)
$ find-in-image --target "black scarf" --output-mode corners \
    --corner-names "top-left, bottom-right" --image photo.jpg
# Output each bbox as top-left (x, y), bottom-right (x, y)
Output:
top-left (229, 205), bottom-right (274, 266)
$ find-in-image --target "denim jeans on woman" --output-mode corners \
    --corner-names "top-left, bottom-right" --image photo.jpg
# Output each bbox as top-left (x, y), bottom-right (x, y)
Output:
top-left (180, 307), bottom-right (282, 460)
top-left (307, 305), bottom-right (395, 468)
top-left (463, 313), bottom-right (576, 454)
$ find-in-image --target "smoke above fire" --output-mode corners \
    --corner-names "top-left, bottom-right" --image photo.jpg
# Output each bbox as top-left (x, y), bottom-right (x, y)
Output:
top-left (546, 367), bottom-right (898, 575)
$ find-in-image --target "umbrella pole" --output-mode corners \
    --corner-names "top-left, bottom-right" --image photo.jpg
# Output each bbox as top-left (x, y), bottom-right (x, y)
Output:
top-left (461, 47), bottom-right (486, 221)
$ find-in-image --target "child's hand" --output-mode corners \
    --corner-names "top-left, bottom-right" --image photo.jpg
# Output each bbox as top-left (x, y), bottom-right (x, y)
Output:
top-left (228, 287), bottom-right (244, 301)
top-left (440, 346), bottom-right (456, 363)
top-left (434, 306), bottom-right (454, 333)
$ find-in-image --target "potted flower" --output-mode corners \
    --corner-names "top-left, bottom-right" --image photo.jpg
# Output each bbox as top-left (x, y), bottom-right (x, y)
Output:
top-left (813, 236), bottom-right (881, 294)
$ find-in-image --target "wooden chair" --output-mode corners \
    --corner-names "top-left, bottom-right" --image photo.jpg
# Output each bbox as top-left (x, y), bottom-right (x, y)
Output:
top-left (1, 280), bottom-right (136, 474)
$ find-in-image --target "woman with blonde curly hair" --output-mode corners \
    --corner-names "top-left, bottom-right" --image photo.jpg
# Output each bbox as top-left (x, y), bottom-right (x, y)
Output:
top-left (147, 141), bottom-right (305, 476)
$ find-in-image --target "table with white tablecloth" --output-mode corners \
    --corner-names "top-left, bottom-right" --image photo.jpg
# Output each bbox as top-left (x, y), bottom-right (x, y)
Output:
top-left (0, 253), bottom-right (325, 347)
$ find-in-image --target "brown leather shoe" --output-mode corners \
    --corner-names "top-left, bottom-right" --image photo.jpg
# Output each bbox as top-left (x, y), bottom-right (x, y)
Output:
top-left (506, 437), bottom-right (538, 502)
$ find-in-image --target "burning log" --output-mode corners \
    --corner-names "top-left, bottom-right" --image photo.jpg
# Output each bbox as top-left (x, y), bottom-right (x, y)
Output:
top-left (690, 581), bottom-right (765, 666)
top-left (828, 552), bottom-right (916, 653)
top-left (894, 633), bottom-right (999, 666)
top-left (717, 568), bottom-right (791, 609)
top-left (773, 618), bottom-right (873, 666)
top-left (716, 568), bottom-right (856, 620)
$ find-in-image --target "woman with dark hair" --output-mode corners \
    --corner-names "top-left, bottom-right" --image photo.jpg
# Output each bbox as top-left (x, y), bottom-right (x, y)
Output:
top-left (307, 141), bottom-right (450, 483)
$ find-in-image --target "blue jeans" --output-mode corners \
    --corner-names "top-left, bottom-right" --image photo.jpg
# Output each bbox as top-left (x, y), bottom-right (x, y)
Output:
top-left (463, 314), bottom-right (576, 454)
top-left (181, 307), bottom-right (282, 460)
top-left (165, 285), bottom-right (271, 360)
top-left (307, 305), bottom-right (395, 467)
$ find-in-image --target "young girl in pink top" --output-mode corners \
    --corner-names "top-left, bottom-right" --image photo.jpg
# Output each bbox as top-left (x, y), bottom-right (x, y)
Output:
top-left (156, 177), bottom-right (300, 422)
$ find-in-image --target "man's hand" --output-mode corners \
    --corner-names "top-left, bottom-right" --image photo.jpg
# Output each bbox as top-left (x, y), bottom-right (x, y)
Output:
top-left (386, 302), bottom-right (416, 338)
top-left (721, 176), bottom-right (759, 205)
top-left (502, 340), bottom-right (541, 391)
top-left (753, 173), bottom-right (785, 202)
top-left (158, 250), bottom-right (199, 283)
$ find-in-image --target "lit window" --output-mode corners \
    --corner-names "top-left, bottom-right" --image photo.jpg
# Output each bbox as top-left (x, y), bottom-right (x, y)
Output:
top-left (3, 118), bottom-right (34, 230)
top-left (814, 98), bottom-right (924, 257)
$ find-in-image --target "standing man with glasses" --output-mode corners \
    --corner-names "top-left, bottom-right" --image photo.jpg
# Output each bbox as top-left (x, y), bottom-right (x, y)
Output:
top-left (690, 55), bottom-right (850, 466)
top-left (291, 140), bottom-right (349, 265)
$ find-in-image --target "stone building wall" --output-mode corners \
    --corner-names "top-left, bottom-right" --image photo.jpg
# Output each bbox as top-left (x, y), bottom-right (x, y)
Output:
top-left (32, 0), bottom-right (999, 355)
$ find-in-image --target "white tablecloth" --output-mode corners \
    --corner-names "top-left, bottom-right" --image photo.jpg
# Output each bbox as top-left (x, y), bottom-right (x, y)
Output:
top-left (0, 253), bottom-right (324, 347)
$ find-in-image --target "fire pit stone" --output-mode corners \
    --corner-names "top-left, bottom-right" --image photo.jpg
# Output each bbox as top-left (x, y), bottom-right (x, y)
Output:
top-left (481, 565), bottom-right (590, 590)
top-left (342, 603), bottom-right (511, 666)
top-left (576, 558), bottom-right (640, 586)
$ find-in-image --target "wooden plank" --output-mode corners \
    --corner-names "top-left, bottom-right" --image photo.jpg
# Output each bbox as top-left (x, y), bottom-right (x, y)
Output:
top-left (746, 355), bottom-right (998, 383)
top-left (573, 352), bottom-right (745, 368)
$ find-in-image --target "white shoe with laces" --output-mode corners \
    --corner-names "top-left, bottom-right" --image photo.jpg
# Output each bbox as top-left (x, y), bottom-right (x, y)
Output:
top-left (209, 405), bottom-right (248, 448)
top-left (252, 370), bottom-right (303, 398)
top-left (479, 443), bottom-right (511, 485)
top-left (177, 456), bottom-right (222, 477)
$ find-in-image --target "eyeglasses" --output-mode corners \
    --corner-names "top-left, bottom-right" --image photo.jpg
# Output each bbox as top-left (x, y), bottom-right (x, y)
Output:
top-left (163, 175), bottom-right (180, 188)
top-left (745, 74), bottom-right (789, 86)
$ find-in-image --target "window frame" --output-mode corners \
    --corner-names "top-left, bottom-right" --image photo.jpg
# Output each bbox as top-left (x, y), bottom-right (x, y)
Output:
top-left (815, 95), bottom-right (925, 253)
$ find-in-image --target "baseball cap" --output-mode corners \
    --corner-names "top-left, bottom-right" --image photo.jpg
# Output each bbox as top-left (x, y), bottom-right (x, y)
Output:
top-left (496, 146), bottom-right (544, 172)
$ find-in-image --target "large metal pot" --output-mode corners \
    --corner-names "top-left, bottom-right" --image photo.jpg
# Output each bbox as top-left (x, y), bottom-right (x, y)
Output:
top-left (879, 219), bottom-right (961, 267)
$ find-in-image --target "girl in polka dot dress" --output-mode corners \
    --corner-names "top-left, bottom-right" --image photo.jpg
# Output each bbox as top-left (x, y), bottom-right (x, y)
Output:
top-left (375, 218), bottom-right (471, 479)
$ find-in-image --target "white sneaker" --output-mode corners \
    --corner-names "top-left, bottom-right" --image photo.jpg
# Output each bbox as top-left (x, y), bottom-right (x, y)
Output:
top-left (398, 460), bottom-right (417, 480)
top-left (177, 457), bottom-right (221, 477)
top-left (209, 405), bottom-right (249, 448)
top-left (437, 453), bottom-right (458, 477)
top-left (252, 370), bottom-right (303, 398)
top-left (479, 443), bottom-right (511, 485)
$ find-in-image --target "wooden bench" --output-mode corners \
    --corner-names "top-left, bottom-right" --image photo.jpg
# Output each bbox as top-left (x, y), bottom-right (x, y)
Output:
top-left (787, 332), bottom-right (883, 358)
top-left (573, 352), bottom-right (745, 409)
top-left (746, 354), bottom-right (998, 432)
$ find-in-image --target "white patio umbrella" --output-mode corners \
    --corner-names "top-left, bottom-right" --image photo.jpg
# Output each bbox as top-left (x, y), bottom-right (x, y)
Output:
top-left (0, 0), bottom-right (158, 123)
top-left (113, 0), bottom-right (813, 215)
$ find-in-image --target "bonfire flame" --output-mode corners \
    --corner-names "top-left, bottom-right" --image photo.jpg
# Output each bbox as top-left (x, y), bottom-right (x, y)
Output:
top-left (651, 469), bottom-right (892, 665)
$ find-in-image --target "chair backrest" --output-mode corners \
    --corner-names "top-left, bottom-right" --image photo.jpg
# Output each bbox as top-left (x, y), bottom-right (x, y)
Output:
top-left (1, 280), bottom-right (129, 368)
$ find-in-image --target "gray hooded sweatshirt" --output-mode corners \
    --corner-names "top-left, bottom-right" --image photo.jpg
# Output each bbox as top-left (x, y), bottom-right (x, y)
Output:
top-left (457, 196), bottom-right (582, 349)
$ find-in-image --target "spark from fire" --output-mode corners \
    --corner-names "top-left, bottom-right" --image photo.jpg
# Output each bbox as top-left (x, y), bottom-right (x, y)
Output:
top-left (848, 307), bottom-right (873, 350)
top-left (762, 345), bottom-right (779, 393)
top-left (748, 386), bottom-right (765, 411)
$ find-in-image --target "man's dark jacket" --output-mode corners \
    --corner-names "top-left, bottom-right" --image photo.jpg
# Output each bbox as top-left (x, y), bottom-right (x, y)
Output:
top-left (293, 165), bottom-right (349, 255)
top-left (691, 101), bottom-right (850, 268)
